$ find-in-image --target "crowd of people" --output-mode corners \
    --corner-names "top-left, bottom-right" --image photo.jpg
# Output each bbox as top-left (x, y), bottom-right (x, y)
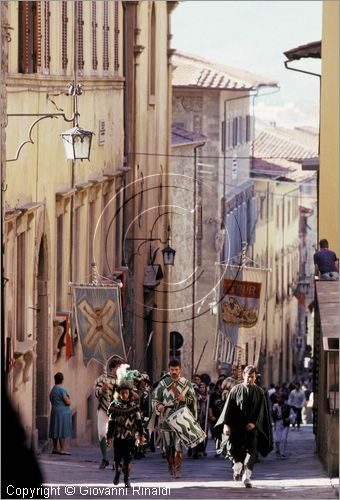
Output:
top-left (49, 359), bottom-right (313, 489)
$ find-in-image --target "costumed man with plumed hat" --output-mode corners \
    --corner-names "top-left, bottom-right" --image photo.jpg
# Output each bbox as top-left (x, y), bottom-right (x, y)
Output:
top-left (106, 381), bottom-right (145, 488)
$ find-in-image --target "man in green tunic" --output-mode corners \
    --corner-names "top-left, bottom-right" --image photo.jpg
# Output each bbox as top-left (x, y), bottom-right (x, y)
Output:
top-left (152, 359), bottom-right (197, 478)
top-left (216, 365), bottom-right (272, 488)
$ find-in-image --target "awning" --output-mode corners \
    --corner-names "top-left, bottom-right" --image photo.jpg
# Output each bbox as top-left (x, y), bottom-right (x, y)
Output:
top-left (284, 41), bottom-right (321, 61)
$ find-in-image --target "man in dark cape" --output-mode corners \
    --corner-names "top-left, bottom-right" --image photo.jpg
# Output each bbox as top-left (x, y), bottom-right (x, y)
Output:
top-left (214, 365), bottom-right (272, 488)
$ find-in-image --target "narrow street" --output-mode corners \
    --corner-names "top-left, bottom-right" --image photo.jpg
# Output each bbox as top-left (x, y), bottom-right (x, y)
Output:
top-left (38, 425), bottom-right (338, 499)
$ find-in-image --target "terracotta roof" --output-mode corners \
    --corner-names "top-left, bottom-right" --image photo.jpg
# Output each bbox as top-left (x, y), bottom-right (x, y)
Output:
top-left (252, 125), bottom-right (318, 181)
top-left (172, 51), bottom-right (278, 90)
top-left (284, 41), bottom-right (321, 61)
top-left (171, 125), bottom-right (207, 147)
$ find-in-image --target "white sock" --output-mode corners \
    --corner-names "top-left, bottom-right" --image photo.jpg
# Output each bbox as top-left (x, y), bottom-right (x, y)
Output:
top-left (233, 462), bottom-right (243, 475)
top-left (242, 466), bottom-right (252, 481)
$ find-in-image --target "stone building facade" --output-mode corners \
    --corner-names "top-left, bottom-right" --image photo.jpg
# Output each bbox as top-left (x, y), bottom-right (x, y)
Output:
top-left (169, 52), bottom-right (277, 380)
top-left (3, 0), bottom-right (175, 447)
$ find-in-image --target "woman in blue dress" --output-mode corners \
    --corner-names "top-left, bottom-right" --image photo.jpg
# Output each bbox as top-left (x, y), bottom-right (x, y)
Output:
top-left (49, 372), bottom-right (73, 455)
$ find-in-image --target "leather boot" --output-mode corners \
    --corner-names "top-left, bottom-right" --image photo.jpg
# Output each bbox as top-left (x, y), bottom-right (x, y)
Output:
top-left (123, 463), bottom-right (131, 488)
top-left (113, 462), bottom-right (120, 485)
top-left (174, 451), bottom-right (183, 479)
top-left (165, 452), bottom-right (174, 476)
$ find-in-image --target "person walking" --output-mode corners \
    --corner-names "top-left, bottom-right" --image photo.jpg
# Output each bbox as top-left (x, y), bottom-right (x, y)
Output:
top-left (216, 365), bottom-right (272, 488)
top-left (314, 238), bottom-right (339, 280)
top-left (94, 356), bottom-right (122, 469)
top-left (106, 381), bottom-right (145, 488)
top-left (271, 392), bottom-right (295, 458)
top-left (288, 382), bottom-right (306, 430)
top-left (49, 372), bottom-right (73, 455)
top-left (192, 382), bottom-right (209, 458)
top-left (221, 365), bottom-right (239, 402)
top-left (208, 379), bottom-right (224, 456)
top-left (152, 359), bottom-right (197, 479)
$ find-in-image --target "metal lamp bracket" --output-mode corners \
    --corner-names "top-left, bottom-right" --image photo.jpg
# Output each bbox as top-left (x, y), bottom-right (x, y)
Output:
top-left (6, 112), bottom-right (77, 162)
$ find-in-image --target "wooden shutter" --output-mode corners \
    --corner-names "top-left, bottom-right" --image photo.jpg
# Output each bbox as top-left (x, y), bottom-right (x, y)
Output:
top-left (61, 1), bottom-right (68, 70)
top-left (77, 1), bottom-right (84, 72)
top-left (103, 0), bottom-right (109, 71)
top-left (43, 0), bottom-right (50, 72)
top-left (114, 1), bottom-right (119, 71)
top-left (18, 1), bottom-right (40, 73)
top-left (35, 1), bottom-right (42, 70)
top-left (92, 1), bottom-right (98, 70)
top-left (150, 3), bottom-right (156, 95)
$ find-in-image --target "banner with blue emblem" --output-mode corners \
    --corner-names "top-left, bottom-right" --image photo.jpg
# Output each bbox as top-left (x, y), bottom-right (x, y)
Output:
top-left (72, 285), bottom-right (126, 367)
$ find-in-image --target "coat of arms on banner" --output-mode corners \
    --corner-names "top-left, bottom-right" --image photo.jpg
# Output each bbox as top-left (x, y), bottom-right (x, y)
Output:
top-left (216, 265), bottom-right (268, 367)
top-left (73, 285), bottom-right (126, 367)
top-left (222, 279), bottom-right (261, 328)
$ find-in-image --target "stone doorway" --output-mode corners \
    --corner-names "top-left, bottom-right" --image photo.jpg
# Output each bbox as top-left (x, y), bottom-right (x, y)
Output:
top-left (35, 236), bottom-right (48, 446)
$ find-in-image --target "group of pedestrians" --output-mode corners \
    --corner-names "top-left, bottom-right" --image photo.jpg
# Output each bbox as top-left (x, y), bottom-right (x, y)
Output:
top-left (267, 379), bottom-right (312, 461)
top-left (151, 361), bottom-right (272, 489)
top-left (94, 356), bottom-right (153, 487)
top-left (48, 358), bottom-right (312, 490)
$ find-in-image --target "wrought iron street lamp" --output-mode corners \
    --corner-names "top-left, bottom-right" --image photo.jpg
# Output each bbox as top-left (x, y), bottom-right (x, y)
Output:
top-left (61, 83), bottom-right (94, 161)
top-left (61, 126), bottom-right (93, 161)
top-left (126, 225), bottom-right (176, 269)
top-left (162, 245), bottom-right (176, 266)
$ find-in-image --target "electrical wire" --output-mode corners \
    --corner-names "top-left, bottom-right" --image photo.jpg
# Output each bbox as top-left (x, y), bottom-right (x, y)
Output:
top-left (128, 151), bottom-right (317, 161)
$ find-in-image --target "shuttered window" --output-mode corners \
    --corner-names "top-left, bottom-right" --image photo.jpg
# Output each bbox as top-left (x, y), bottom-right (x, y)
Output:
top-left (18, 1), bottom-right (41, 73)
top-left (36, 2), bottom-right (42, 69)
top-left (149, 3), bottom-right (156, 96)
top-left (76, 1), bottom-right (84, 72)
top-left (43, 0), bottom-right (50, 72)
top-left (61, 1), bottom-right (68, 70)
top-left (221, 121), bottom-right (225, 152)
top-left (232, 117), bottom-right (238, 147)
top-left (246, 114), bottom-right (254, 143)
top-left (114, 1), bottom-right (119, 71)
top-left (103, 0), bottom-right (109, 71)
top-left (92, 1), bottom-right (98, 70)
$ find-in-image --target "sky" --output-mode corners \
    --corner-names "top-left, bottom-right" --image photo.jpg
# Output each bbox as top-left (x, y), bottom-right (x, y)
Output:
top-left (171, 1), bottom-right (322, 129)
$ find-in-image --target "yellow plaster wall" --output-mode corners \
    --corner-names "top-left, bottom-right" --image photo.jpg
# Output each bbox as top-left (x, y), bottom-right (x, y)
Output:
top-left (319, 0), bottom-right (339, 253)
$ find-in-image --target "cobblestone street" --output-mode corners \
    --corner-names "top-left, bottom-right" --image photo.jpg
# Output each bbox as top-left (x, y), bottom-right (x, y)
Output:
top-left (36, 425), bottom-right (338, 499)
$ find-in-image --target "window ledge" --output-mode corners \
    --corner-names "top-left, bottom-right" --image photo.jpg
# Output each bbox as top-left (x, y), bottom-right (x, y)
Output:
top-left (14, 339), bottom-right (36, 359)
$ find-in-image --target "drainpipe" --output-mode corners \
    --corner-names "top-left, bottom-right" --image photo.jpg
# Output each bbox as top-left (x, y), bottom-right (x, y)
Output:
top-left (191, 142), bottom-right (205, 377)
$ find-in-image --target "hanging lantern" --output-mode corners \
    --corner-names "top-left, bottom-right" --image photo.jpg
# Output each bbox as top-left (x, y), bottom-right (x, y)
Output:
top-left (162, 245), bottom-right (176, 266)
top-left (61, 126), bottom-right (94, 161)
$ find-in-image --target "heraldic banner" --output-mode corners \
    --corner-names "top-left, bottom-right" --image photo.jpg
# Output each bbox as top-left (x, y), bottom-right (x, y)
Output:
top-left (73, 285), bottom-right (126, 367)
top-left (215, 265), bottom-right (267, 368)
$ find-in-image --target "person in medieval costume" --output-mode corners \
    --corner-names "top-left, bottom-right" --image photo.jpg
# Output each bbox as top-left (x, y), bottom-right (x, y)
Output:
top-left (151, 359), bottom-right (197, 479)
top-left (106, 381), bottom-right (145, 488)
top-left (94, 356), bottom-right (123, 469)
top-left (215, 365), bottom-right (273, 488)
top-left (221, 364), bottom-right (239, 401)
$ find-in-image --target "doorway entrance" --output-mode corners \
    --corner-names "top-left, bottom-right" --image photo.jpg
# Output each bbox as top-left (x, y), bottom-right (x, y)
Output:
top-left (35, 237), bottom-right (48, 444)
